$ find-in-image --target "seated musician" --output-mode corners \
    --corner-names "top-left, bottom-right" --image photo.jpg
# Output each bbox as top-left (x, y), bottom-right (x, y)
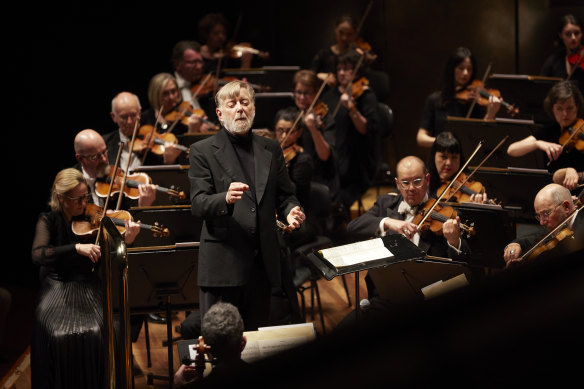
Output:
top-left (141, 72), bottom-right (214, 135)
top-left (553, 167), bottom-right (584, 190)
top-left (74, 128), bottom-right (156, 208)
top-left (174, 302), bottom-right (247, 388)
top-left (507, 80), bottom-right (584, 175)
top-left (104, 91), bottom-right (183, 166)
top-left (347, 156), bottom-right (471, 261)
top-left (291, 69), bottom-right (340, 205)
top-left (428, 131), bottom-right (490, 204)
top-left (416, 47), bottom-right (501, 148)
top-left (321, 48), bottom-right (380, 211)
top-left (503, 183), bottom-right (583, 268)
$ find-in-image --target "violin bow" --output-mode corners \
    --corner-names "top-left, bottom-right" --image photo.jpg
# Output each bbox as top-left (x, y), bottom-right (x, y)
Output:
top-left (331, 48), bottom-right (366, 118)
top-left (415, 140), bottom-right (484, 229)
top-left (140, 110), bottom-right (161, 166)
top-left (546, 120), bottom-right (584, 167)
top-left (444, 135), bottom-right (509, 203)
top-left (465, 62), bottom-right (492, 119)
top-left (192, 73), bottom-right (213, 100)
top-left (281, 73), bottom-right (332, 148)
top-left (119, 119), bottom-right (141, 210)
top-left (566, 47), bottom-right (584, 81)
top-left (354, 1), bottom-right (374, 43)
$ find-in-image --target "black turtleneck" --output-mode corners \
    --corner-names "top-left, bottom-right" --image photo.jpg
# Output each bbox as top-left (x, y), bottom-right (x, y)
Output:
top-left (225, 129), bottom-right (256, 200)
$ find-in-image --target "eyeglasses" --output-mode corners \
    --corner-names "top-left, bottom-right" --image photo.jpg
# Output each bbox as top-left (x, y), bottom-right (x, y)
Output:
top-left (81, 149), bottom-right (107, 162)
top-left (293, 90), bottom-right (315, 97)
top-left (398, 178), bottom-right (425, 189)
top-left (63, 193), bottom-right (91, 203)
top-left (534, 203), bottom-right (562, 222)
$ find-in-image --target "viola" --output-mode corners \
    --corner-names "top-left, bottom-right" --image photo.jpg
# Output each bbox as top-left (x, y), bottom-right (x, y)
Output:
top-left (437, 172), bottom-right (499, 205)
top-left (133, 124), bottom-right (188, 156)
top-left (456, 80), bottom-right (519, 117)
top-left (412, 198), bottom-right (476, 238)
top-left (164, 101), bottom-right (220, 132)
top-left (95, 166), bottom-right (186, 201)
top-left (71, 203), bottom-right (169, 238)
top-left (558, 118), bottom-right (584, 151)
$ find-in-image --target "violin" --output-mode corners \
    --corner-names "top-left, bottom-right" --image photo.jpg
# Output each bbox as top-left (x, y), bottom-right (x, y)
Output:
top-left (526, 227), bottom-right (574, 261)
top-left (164, 101), bottom-right (220, 132)
top-left (133, 124), bottom-right (188, 156)
top-left (567, 47), bottom-right (584, 72)
top-left (456, 80), bottom-right (520, 117)
top-left (349, 77), bottom-right (369, 100)
top-left (412, 198), bottom-right (476, 238)
top-left (558, 118), bottom-right (584, 151)
top-left (71, 203), bottom-right (169, 238)
top-left (437, 172), bottom-right (499, 205)
top-left (95, 166), bottom-right (186, 201)
top-left (283, 143), bottom-right (303, 167)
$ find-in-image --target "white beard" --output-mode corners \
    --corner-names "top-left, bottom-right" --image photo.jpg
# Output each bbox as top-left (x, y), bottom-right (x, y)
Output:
top-left (223, 111), bottom-right (255, 135)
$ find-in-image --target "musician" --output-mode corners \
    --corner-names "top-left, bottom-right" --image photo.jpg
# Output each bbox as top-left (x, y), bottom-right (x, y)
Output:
top-left (428, 131), bottom-right (489, 204)
top-left (416, 47), bottom-right (502, 148)
top-left (310, 14), bottom-right (376, 88)
top-left (189, 80), bottom-right (305, 331)
top-left (174, 302), bottom-right (247, 388)
top-left (30, 168), bottom-right (140, 388)
top-left (74, 128), bottom-right (157, 208)
top-left (198, 13), bottom-right (254, 73)
top-left (347, 156), bottom-right (471, 260)
top-left (292, 69), bottom-right (340, 204)
top-left (321, 49), bottom-right (380, 210)
top-left (104, 91), bottom-right (183, 167)
top-left (506, 80), bottom-right (584, 174)
top-left (141, 72), bottom-right (213, 135)
top-left (503, 183), bottom-right (583, 268)
top-left (553, 167), bottom-right (584, 190)
top-left (541, 14), bottom-right (584, 94)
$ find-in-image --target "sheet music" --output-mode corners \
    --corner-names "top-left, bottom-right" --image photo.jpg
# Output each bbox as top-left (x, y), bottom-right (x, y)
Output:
top-left (319, 238), bottom-right (393, 269)
top-left (241, 323), bottom-right (315, 363)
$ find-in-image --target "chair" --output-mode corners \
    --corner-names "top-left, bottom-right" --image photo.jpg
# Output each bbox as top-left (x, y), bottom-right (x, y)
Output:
top-left (291, 182), bottom-right (351, 335)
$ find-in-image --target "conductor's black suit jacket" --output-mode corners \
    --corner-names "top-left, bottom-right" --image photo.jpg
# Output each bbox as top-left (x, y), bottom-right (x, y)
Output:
top-left (189, 128), bottom-right (300, 288)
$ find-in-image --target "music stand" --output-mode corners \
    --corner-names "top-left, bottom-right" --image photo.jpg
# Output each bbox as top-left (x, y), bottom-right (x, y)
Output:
top-left (113, 244), bottom-right (200, 388)
top-left (130, 165), bottom-right (190, 206)
top-left (252, 92), bottom-right (295, 129)
top-left (223, 66), bottom-right (300, 92)
top-left (487, 74), bottom-right (561, 120)
top-left (446, 116), bottom-right (546, 169)
top-left (129, 205), bottom-right (203, 247)
top-left (306, 234), bottom-right (425, 323)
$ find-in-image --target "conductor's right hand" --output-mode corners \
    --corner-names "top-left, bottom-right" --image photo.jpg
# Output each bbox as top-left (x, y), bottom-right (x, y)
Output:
top-left (226, 182), bottom-right (249, 204)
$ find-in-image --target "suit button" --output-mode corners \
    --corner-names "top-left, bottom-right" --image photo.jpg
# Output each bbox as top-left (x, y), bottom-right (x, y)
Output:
top-left (251, 207), bottom-right (256, 212)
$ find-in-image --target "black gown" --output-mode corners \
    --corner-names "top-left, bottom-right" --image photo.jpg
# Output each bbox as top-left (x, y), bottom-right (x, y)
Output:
top-left (31, 210), bottom-right (105, 389)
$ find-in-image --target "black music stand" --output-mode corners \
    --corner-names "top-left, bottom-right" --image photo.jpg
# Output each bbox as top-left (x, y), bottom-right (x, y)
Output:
top-left (448, 202), bottom-right (513, 269)
top-left (445, 116), bottom-right (546, 169)
top-left (253, 92), bottom-right (295, 129)
top-left (223, 66), bottom-right (300, 92)
top-left (487, 74), bottom-right (561, 120)
top-left (130, 165), bottom-right (190, 206)
top-left (115, 244), bottom-right (199, 389)
top-left (306, 234), bottom-right (425, 323)
top-left (129, 205), bottom-right (203, 247)
top-left (469, 168), bottom-right (553, 222)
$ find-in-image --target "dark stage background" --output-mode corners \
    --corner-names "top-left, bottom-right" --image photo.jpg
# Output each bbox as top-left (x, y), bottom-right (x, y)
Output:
top-left (9, 0), bottom-right (584, 289)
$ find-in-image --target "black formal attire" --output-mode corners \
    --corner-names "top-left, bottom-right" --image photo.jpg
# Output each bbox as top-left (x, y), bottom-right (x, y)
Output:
top-left (31, 210), bottom-right (105, 389)
top-left (419, 91), bottom-right (487, 138)
top-left (322, 86), bottom-right (380, 209)
top-left (540, 49), bottom-right (584, 95)
top-left (189, 128), bottom-right (300, 330)
top-left (512, 210), bottom-right (584, 264)
top-left (310, 47), bottom-right (337, 77)
top-left (532, 122), bottom-right (584, 174)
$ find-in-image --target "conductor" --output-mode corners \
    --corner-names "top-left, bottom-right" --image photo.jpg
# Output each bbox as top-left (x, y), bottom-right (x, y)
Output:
top-left (189, 81), bottom-right (305, 330)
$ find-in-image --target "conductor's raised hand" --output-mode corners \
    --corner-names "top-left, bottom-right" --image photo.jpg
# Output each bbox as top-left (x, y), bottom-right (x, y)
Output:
top-left (286, 206), bottom-right (305, 230)
top-left (226, 182), bottom-right (249, 204)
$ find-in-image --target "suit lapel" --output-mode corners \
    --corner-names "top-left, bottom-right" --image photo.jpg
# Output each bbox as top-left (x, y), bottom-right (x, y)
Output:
top-left (212, 130), bottom-right (250, 198)
top-left (253, 137), bottom-right (272, 205)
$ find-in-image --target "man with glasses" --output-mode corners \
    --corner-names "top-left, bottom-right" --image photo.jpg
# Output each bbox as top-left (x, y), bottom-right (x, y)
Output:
top-left (503, 183), bottom-right (583, 267)
top-left (347, 155), bottom-right (470, 260)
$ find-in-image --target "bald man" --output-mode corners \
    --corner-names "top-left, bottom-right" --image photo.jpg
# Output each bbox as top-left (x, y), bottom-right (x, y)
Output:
top-left (347, 155), bottom-right (470, 260)
top-left (74, 128), bottom-right (156, 207)
top-left (103, 91), bottom-right (183, 169)
top-left (504, 183), bottom-right (583, 268)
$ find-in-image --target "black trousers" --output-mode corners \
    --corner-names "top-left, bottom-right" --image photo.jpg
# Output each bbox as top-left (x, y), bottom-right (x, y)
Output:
top-left (199, 255), bottom-right (272, 331)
